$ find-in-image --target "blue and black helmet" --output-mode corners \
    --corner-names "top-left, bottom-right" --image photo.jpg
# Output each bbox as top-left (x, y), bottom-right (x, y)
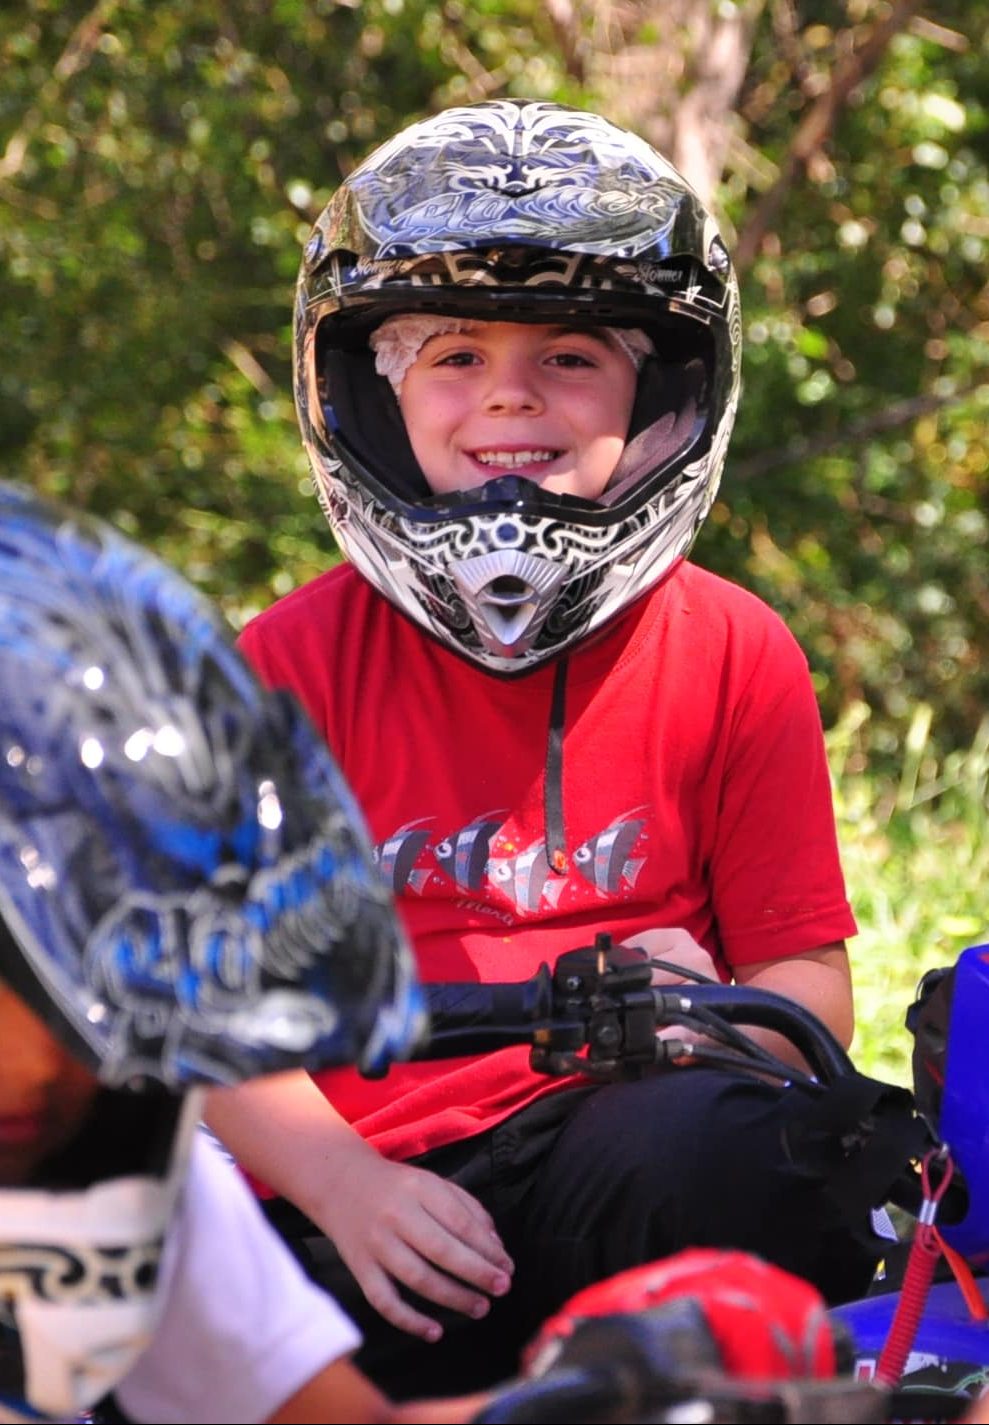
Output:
top-left (0, 482), bottom-right (423, 1089)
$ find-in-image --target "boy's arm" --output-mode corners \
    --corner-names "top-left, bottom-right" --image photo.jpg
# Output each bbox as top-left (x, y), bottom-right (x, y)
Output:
top-left (205, 1071), bottom-right (513, 1340)
top-left (732, 942), bottom-right (854, 1064)
top-left (266, 1355), bottom-right (490, 1424)
top-left (733, 942), bottom-right (853, 1041)
top-left (623, 929), bottom-right (853, 1071)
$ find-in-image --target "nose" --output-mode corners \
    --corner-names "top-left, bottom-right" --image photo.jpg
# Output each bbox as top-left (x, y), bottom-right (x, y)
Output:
top-left (481, 352), bottom-right (543, 415)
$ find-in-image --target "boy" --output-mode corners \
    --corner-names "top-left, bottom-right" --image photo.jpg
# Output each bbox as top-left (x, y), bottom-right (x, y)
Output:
top-left (207, 99), bottom-right (878, 1396)
top-left (0, 483), bottom-right (484, 1424)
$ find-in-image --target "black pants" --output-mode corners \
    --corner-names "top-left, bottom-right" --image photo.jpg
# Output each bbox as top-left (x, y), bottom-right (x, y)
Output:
top-left (263, 1070), bottom-right (883, 1398)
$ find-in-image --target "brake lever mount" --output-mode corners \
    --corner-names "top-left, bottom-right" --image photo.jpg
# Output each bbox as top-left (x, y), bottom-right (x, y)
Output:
top-left (529, 933), bottom-right (660, 1079)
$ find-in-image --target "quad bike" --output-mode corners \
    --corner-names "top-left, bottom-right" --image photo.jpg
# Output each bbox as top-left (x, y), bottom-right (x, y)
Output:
top-left (409, 935), bottom-right (989, 1424)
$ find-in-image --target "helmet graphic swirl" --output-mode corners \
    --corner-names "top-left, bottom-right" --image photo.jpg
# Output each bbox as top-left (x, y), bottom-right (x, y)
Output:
top-left (0, 482), bottom-right (422, 1089)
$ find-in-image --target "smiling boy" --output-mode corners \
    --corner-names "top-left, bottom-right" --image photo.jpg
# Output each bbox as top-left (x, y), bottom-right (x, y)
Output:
top-left (207, 99), bottom-right (875, 1398)
top-left (377, 319), bottom-right (645, 500)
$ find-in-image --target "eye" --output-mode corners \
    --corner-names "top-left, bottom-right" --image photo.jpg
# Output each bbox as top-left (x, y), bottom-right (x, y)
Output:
top-left (546, 350), bottom-right (597, 369)
top-left (432, 349), bottom-right (481, 368)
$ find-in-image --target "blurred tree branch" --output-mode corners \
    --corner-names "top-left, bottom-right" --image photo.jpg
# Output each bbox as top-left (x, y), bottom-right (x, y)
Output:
top-left (0, 0), bottom-right (120, 182)
top-left (543, 0), bottom-right (590, 84)
top-left (585, 0), bottom-right (763, 206)
top-left (733, 0), bottom-right (925, 272)
top-left (730, 381), bottom-right (987, 482)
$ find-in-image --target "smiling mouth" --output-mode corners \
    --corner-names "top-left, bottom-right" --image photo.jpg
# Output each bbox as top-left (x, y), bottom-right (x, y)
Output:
top-left (471, 449), bottom-right (563, 470)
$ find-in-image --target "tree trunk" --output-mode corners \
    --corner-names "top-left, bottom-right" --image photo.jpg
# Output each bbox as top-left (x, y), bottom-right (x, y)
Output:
top-left (578, 0), bottom-right (764, 207)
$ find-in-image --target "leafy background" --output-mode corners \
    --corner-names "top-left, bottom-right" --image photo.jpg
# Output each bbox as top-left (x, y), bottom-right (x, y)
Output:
top-left (2, 0), bottom-right (986, 1080)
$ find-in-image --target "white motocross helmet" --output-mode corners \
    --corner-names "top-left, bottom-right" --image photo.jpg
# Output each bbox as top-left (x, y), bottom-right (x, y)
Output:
top-left (295, 98), bottom-right (742, 675)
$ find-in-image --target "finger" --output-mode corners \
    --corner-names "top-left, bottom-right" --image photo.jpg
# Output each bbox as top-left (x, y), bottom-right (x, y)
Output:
top-left (376, 1236), bottom-right (506, 1319)
top-left (656, 1024), bottom-right (702, 1043)
top-left (419, 1186), bottom-right (514, 1277)
top-left (621, 930), bottom-right (717, 984)
top-left (621, 927), bottom-right (701, 956)
top-left (366, 1176), bottom-right (511, 1276)
top-left (652, 964), bottom-right (705, 986)
top-left (356, 1261), bottom-right (446, 1342)
top-left (383, 1204), bottom-right (513, 1296)
top-left (413, 1217), bottom-right (514, 1297)
top-left (438, 1178), bottom-right (501, 1233)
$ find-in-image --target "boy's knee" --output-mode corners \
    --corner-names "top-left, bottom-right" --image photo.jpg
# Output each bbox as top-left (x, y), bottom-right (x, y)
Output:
top-left (554, 1072), bottom-right (824, 1249)
top-left (564, 1071), bottom-right (788, 1178)
top-left (530, 1071), bottom-right (791, 1232)
top-left (517, 1072), bottom-right (877, 1315)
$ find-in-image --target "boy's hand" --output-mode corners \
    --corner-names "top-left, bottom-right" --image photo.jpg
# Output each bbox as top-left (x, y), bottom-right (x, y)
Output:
top-left (319, 1149), bottom-right (514, 1341)
top-left (619, 928), bottom-right (719, 1054)
top-left (619, 927), bottom-right (720, 986)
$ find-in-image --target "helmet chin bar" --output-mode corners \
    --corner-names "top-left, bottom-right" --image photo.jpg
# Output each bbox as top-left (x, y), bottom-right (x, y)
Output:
top-left (449, 549), bottom-right (567, 660)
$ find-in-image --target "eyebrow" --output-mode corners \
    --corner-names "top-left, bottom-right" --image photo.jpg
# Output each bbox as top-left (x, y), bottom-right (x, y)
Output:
top-left (432, 324), bottom-right (613, 344)
top-left (547, 325), bottom-right (612, 344)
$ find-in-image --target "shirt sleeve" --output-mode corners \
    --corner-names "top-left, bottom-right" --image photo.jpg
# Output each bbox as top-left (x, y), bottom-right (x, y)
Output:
top-left (710, 623), bottom-right (857, 967)
top-left (113, 1131), bottom-right (362, 1425)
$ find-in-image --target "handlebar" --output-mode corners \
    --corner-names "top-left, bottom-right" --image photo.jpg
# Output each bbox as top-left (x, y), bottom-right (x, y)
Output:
top-left (469, 1294), bottom-right (889, 1424)
top-left (409, 933), bottom-right (855, 1088)
top-left (404, 936), bottom-right (934, 1424)
top-left (473, 1367), bottom-right (889, 1424)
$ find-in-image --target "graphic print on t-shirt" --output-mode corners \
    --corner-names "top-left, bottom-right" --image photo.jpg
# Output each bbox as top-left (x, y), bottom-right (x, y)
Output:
top-left (433, 812), bottom-right (506, 891)
top-left (374, 818), bottom-right (434, 894)
top-left (487, 839), bottom-right (566, 913)
top-left (373, 808), bottom-right (650, 917)
top-left (572, 811), bottom-right (648, 896)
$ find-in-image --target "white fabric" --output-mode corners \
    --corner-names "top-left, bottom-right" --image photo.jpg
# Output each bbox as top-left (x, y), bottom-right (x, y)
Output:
top-left (0, 1096), bottom-right (200, 1422)
top-left (370, 315), bottom-right (474, 394)
top-left (114, 1132), bottom-right (361, 1424)
top-left (369, 313), bottom-right (654, 394)
top-left (609, 327), bottom-right (655, 371)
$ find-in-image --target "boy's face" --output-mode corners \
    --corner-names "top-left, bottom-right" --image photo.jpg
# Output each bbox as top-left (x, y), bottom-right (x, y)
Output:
top-left (0, 983), bottom-right (98, 1186)
top-left (398, 321), bottom-right (638, 501)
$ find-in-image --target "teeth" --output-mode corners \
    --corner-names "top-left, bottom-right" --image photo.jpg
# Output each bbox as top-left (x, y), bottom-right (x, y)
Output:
top-left (474, 450), bottom-right (558, 468)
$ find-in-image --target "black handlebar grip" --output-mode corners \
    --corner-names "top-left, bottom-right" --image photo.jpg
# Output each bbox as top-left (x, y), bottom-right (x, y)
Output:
top-left (412, 965), bottom-right (556, 1058)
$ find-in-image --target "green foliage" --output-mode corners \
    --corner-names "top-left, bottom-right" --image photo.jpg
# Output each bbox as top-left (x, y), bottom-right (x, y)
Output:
top-left (703, 3), bottom-right (989, 769)
top-left (833, 702), bottom-right (989, 1082)
top-left (3, 1), bottom-right (985, 727)
top-left (0, 0), bottom-right (571, 619)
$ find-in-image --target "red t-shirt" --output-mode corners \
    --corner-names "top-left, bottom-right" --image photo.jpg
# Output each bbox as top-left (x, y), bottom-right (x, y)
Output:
top-left (239, 561), bottom-right (856, 1162)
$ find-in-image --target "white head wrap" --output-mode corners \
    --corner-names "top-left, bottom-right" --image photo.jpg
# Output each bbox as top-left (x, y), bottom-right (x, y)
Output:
top-left (369, 314), bottom-right (654, 396)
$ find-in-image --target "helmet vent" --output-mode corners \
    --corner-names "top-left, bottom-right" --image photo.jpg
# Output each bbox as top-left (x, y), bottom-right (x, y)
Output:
top-left (487, 575), bottom-right (531, 604)
top-left (450, 550), bottom-right (566, 659)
